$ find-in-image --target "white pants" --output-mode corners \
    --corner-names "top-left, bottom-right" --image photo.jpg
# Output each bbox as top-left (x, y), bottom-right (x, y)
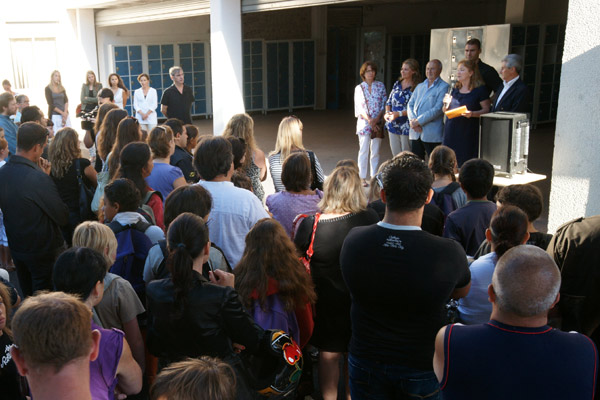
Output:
top-left (140, 123), bottom-right (157, 133)
top-left (51, 114), bottom-right (72, 131)
top-left (357, 134), bottom-right (382, 179)
top-left (389, 133), bottom-right (411, 157)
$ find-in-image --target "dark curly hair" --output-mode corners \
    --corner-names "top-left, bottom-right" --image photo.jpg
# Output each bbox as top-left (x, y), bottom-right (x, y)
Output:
top-left (381, 153), bottom-right (433, 212)
top-left (458, 158), bottom-right (494, 199)
top-left (496, 184), bottom-right (544, 223)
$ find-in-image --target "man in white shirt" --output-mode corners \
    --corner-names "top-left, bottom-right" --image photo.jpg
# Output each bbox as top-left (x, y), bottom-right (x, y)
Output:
top-left (491, 54), bottom-right (529, 113)
top-left (194, 136), bottom-right (269, 267)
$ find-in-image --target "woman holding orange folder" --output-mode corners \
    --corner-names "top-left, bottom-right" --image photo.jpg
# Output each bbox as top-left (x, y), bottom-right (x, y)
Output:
top-left (442, 59), bottom-right (490, 166)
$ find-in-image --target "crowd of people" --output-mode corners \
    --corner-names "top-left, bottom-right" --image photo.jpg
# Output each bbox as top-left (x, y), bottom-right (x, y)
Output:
top-left (0, 38), bottom-right (598, 400)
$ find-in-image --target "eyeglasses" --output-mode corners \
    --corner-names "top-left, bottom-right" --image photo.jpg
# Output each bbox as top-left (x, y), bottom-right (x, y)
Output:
top-left (375, 172), bottom-right (384, 189)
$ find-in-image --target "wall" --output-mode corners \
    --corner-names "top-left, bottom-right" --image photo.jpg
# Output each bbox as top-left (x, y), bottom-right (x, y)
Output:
top-left (361, 0), bottom-right (506, 34)
top-left (243, 8), bottom-right (311, 40)
top-left (95, 15), bottom-right (210, 83)
top-left (547, 0), bottom-right (600, 231)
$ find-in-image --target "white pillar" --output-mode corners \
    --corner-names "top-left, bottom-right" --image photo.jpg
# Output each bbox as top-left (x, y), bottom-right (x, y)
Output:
top-left (75, 9), bottom-right (99, 74)
top-left (210, 0), bottom-right (245, 135)
top-left (547, 0), bottom-right (600, 232)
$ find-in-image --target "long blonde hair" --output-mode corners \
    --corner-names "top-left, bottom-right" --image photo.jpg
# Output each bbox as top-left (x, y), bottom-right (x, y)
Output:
top-left (72, 221), bottom-right (118, 269)
top-left (222, 113), bottom-right (256, 168)
top-left (49, 70), bottom-right (65, 93)
top-left (270, 116), bottom-right (304, 161)
top-left (319, 166), bottom-right (367, 214)
top-left (49, 128), bottom-right (81, 179)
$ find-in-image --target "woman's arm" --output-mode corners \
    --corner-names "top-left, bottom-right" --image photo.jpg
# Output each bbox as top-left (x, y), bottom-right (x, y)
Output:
top-left (122, 90), bottom-right (129, 109)
top-left (122, 317), bottom-right (146, 373)
top-left (116, 338), bottom-right (143, 395)
top-left (254, 148), bottom-right (267, 181)
top-left (84, 164), bottom-right (98, 187)
top-left (80, 84), bottom-right (87, 105)
top-left (462, 98), bottom-right (491, 118)
top-left (172, 176), bottom-right (187, 190)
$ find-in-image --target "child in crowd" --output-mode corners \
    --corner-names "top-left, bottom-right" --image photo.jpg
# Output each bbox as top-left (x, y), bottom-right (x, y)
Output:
top-left (143, 184), bottom-right (230, 285)
top-left (443, 158), bottom-right (496, 256)
top-left (184, 124), bottom-right (199, 154)
top-left (103, 178), bottom-right (165, 244)
top-left (72, 221), bottom-right (146, 372)
top-left (474, 183), bottom-right (552, 259)
top-left (235, 218), bottom-right (316, 348)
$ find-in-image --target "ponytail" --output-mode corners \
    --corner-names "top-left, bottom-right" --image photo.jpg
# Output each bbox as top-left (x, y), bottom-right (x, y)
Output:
top-left (429, 145), bottom-right (457, 181)
top-left (166, 212), bottom-right (210, 320)
top-left (489, 205), bottom-right (528, 258)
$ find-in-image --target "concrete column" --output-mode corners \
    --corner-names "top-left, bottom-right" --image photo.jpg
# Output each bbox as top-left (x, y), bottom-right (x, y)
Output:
top-left (311, 6), bottom-right (327, 110)
top-left (75, 9), bottom-right (99, 73)
top-left (505, 0), bottom-right (526, 23)
top-left (547, 0), bottom-right (600, 232)
top-left (210, 0), bottom-right (245, 135)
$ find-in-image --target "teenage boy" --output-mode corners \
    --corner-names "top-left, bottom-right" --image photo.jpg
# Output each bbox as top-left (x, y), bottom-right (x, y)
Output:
top-left (443, 158), bottom-right (496, 256)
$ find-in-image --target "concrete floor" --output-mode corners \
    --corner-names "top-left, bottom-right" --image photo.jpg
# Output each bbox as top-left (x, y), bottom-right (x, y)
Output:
top-left (192, 108), bottom-right (555, 232)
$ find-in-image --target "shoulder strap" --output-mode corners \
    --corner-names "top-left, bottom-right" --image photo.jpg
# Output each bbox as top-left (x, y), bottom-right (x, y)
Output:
top-left (108, 220), bottom-right (127, 235)
top-left (305, 213), bottom-right (321, 262)
top-left (133, 219), bottom-right (151, 233)
top-left (440, 181), bottom-right (461, 196)
top-left (360, 83), bottom-right (372, 117)
top-left (307, 151), bottom-right (319, 190)
top-left (143, 190), bottom-right (162, 205)
top-left (74, 159), bottom-right (84, 186)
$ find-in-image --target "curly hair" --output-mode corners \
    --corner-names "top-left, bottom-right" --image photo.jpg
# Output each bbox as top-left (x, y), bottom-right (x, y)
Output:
top-left (235, 219), bottom-right (316, 311)
top-left (222, 113), bottom-right (256, 169)
top-left (49, 128), bottom-right (82, 179)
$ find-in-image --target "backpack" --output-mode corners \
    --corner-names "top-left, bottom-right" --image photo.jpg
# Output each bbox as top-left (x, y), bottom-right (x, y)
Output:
top-left (141, 190), bottom-right (162, 226)
top-left (108, 219), bottom-right (153, 303)
top-left (154, 240), bottom-right (232, 281)
top-left (430, 182), bottom-right (461, 217)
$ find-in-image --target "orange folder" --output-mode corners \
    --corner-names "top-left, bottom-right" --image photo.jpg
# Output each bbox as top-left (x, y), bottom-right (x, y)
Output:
top-left (444, 106), bottom-right (467, 119)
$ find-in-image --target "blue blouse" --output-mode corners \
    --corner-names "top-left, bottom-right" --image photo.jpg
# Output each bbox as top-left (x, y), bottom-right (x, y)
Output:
top-left (385, 81), bottom-right (413, 135)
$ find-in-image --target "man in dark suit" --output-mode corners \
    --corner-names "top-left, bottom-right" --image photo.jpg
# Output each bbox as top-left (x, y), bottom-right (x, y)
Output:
top-left (465, 38), bottom-right (502, 97)
top-left (491, 54), bottom-right (530, 114)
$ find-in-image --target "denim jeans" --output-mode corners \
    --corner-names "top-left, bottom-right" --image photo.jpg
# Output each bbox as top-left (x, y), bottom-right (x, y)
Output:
top-left (348, 354), bottom-right (440, 400)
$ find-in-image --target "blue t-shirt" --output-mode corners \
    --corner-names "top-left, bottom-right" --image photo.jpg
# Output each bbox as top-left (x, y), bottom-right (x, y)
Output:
top-left (145, 162), bottom-right (183, 201)
top-left (441, 320), bottom-right (598, 400)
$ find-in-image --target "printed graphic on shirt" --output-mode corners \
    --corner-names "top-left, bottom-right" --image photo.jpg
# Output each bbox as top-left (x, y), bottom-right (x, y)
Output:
top-left (1, 344), bottom-right (13, 369)
top-left (383, 235), bottom-right (405, 250)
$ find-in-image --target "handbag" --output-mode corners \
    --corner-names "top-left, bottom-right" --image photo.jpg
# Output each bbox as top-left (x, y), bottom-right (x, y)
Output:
top-left (91, 157), bottom-right (110, 213)
top-left (75, 159), bottom-right (96, 220)
top-left (293, 213), bottom-right (320, 274)
top-left (361, 84), bottom-right (385, 140)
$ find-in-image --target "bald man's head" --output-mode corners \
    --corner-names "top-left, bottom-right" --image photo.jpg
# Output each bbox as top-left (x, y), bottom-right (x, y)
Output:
top-left (491, 245), bottom-right (561, 317)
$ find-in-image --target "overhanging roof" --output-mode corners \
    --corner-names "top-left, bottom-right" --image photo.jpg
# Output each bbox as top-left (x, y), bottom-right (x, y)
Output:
top-left (94, 0), bottom-right (360, 27)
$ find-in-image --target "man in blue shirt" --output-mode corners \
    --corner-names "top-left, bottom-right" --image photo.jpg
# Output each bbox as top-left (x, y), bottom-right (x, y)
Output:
top-left (0, 92), bottom-right (18, 155)
top-left (434, 245), bottom-right (598, 400)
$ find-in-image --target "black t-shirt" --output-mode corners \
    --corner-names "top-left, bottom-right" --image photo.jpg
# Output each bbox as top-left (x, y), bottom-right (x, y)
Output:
top-left (160, 84), bottom-right (194, 124)
top-left (368, 200), bottom-right (444, 236)
top-left (171, 146), bottom-right (198, 183)
top-left (477, 59), bottom-right (502, 97)
top-left (341, 224), bottom-right (470, 370)
top-left (52, 158), bottom-right (92, 212)
top-left (0, 333), bottom-right (25, 399)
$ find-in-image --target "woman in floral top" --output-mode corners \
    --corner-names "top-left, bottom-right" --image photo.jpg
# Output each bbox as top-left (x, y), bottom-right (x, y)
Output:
top-left (384, 59), bottom-right (421, 156)
top-left (354, 61), bottom-right (387, 187)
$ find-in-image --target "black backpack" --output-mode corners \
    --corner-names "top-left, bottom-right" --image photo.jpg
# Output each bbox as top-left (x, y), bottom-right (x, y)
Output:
top-left (430, 182), bottom-right (461, 217)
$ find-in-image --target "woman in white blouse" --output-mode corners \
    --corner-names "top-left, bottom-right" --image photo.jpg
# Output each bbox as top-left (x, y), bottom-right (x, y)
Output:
top-left (108, 73), bottom-right (129, 109)
top-left (133, 73), bottom-right (158, 132)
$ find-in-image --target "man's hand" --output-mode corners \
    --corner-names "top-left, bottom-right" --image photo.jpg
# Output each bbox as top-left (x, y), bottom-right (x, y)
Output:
top-left (38, 158), bottom-right (51, 175)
